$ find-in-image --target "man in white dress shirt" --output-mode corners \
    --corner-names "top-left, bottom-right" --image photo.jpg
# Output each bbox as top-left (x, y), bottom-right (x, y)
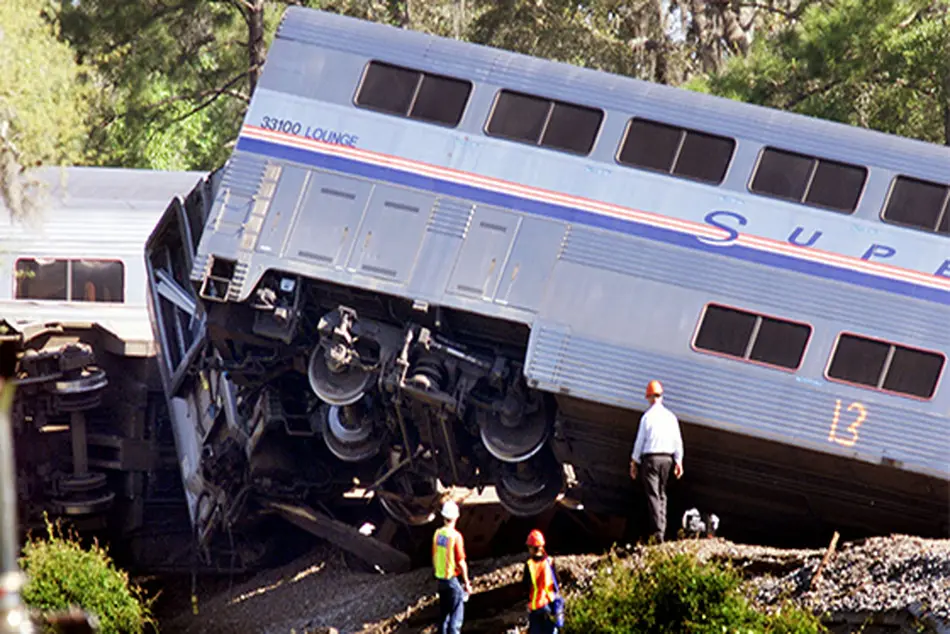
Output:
top-left (629, 379), bottom-right (684, 543)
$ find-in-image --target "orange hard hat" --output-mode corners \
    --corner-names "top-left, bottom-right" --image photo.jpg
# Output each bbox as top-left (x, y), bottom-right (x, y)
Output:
top-left (526, 529), bottom-right (546, 548)
top-left (645, 380), bottom-right (664, 398)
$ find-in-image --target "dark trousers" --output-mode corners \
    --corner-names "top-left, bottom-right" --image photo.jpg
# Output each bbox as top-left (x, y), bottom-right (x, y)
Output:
top-left (641, 453), bottom-right (673, 543)
top-left (528, 605), bottom-right (558, 634)
top-left (437, 576), bottom-right (465, 634)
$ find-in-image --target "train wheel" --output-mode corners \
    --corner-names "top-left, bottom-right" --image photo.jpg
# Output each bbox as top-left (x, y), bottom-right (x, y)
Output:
top-left (307, 345), bottom-right (374, 406)
top-left (317, 401), bottom-right (384, 462)
top-left (495, 447), bottom-right (564, 517)
top-left (477, 404), bottom-right (549, 464)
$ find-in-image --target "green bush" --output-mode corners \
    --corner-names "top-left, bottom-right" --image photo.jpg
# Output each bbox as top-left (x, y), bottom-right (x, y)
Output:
top-left (19, 517), bottom-right (156, 634)
top-left (564, 548), bottom-right (825, 634)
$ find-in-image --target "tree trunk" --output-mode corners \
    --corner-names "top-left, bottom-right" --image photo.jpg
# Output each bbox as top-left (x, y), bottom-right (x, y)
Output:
top-left (944, 65), bottom-right (950, 146)
top-left (247, 0), bottom-right (266, 96)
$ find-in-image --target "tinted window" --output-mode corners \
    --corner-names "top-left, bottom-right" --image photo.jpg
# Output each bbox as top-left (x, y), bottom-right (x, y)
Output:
top-left (882, 176), bottom-right (949, 232)
top-left (355, 62), bottom-right (419, 115)
top-left (487, 90), bottom-right (550, 144)
top-left (749, 316), bottom-right (810, 369)
top-left (751, 148), bottom-right (865, 214)
top-left (674, 131), bottom-right (735, 183)
top-left (409, 73), bottom-right (472, 126)
top-left (882, 346), bottom-right (944, 398)
top-left (71, 260), bottom-right (124, 303)
top-left (806, 160), bottom-right (867, 212)
top-left (617, 119), bottom-right (734, 184)
top-left (828, 335), bottom-right (945, 398)
top-left (15, 258), bottom-right (67, 300)
top-left (694, 305), bottom-right (757, 358)
top-left (828, 335), bottom-right (889, 387)
top-left (542, 102), bottom-right (603, 154)
top-left (751, 148), bottom-right (814, 201)
top-left (618, 119), bottom-right (681, 172)
top-left (487, 90), bottom-right (602, 155)
top-left (939, 206), bottom-right (950, 235)
top-left (694, 304), bottom-right (811, 370)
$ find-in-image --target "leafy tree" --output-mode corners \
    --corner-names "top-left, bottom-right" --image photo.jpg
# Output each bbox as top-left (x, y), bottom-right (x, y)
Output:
top-left (57, 0), bottom-right (813, 172)
top-left (0, 0), bottom-right (92, 218)
top-left (688, 0), bottom-right (950, 145)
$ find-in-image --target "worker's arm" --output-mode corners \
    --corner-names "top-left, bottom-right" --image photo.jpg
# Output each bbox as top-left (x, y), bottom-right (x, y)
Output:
top-left (458, 559), bottom-right (472, 593)
top-left (629, 416), bottom-right (646, 479)
top-left (672, 417), bottom-right (684, 479)
top-left (456, 536), bottom-right (472, 593)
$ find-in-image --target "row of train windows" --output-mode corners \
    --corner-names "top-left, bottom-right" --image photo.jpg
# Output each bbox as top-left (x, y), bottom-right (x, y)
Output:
top-left (355, 61), bottom-right (950, 236)
top-left (694, 304), bottom-right (945, 399)
top-left (14, 258), bottom-right (125, 303)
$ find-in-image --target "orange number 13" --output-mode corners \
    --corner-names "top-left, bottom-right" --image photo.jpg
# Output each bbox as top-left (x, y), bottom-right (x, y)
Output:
top-left (829, 399), bottom-right (867, 447)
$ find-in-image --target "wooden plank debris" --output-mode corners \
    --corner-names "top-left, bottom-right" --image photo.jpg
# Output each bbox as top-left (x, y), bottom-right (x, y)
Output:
top-left (264, 500), bottom-right (411, 573)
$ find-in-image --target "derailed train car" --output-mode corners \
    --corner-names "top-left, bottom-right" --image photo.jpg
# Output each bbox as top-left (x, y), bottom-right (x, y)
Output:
top-left (148, 7), bottom-right (950, 563)
top-left (0, 166), bottom-right (203, 564)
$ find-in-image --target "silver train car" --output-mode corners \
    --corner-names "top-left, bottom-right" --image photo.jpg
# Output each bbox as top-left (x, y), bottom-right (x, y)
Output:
top-left (1, 166), bottom-right (202, 562)
top-left (148, 6), bottom-right (949, 557)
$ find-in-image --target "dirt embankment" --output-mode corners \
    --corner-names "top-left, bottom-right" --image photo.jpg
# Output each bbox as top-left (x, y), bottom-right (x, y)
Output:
top-left (157, 535), bottom-right (950, 634)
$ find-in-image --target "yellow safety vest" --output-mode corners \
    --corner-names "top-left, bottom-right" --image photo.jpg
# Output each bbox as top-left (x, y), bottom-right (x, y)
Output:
top-left (527, 557), bottom-right (556, 611)
top-left (432, 526), bottom-right (461, 579)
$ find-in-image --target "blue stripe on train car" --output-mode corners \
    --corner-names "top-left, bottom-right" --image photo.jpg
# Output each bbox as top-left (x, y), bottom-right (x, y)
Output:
top-left (235, 136), bottom-right (950, 307)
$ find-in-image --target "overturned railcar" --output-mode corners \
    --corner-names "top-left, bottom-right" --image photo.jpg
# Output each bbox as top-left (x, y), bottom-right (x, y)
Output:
top-left (0, 166), bottom-right (203, 565)
top-left (149, 6), bottom-right (950, 560)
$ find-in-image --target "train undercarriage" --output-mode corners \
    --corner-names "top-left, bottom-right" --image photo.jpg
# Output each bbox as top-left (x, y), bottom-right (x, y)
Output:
top-left (144, 180), bottom-right (948, 574)
top-left (1, 319), bottom-right (188, 568)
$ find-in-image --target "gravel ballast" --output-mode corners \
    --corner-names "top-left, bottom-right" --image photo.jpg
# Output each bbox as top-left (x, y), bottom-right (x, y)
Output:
top-left (159, 534), bottom-right (950, 633)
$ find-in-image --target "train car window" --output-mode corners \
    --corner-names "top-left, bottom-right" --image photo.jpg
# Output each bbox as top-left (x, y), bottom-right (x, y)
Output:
top-left (939, 206), bottom-right (950, 235)
top-left (674, 130), bottom-right (735, 183)
top-left (882, 346), bottom-right (944, 398)
top-left (487, 90), bottom-right (550, 144)
top-left (751, 148), bottom-right (813, 201)
top-left (751, 148), bottom-right (865, 214)
top-left (617, 118), bottom-right (734, 185)
top-left (882, 175), bottom-right (950, 233)
top-left (695, 305), bottom-right (756, 357)
top-left (827, 335), bottom-right (889, 387)
top-left (487, 90), bottom-right (602, 155)
top-left (749, 316), bottom-right (811, 369)
top-left (14, 258), bottom-right (67, 300)
top-left (411, 73), bottom-right (472, 126)
top-left (542, 102), bottom-right (603, 154)
top-left (71, 260), bottom-right (124, 303)
top-left (618, 119), bottom-right (680, 172)
top-left (355, 62), bottom-right (420, 116)
top-left (828, 334), bottom-right (944, 398)
top-left (694, 304), bottom-right (810, 370)
top-left (806, 160), bottom-right (867, 212)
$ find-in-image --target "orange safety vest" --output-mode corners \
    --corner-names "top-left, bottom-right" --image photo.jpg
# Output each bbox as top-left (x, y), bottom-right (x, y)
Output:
top-left (432, 526), bottom-right (461, 579)
top-left (527, 557), bottom-right (556, 611)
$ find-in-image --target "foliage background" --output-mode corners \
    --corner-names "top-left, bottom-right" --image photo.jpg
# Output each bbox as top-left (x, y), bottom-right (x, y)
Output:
top-left (1, 0), bottom-right (948, 214)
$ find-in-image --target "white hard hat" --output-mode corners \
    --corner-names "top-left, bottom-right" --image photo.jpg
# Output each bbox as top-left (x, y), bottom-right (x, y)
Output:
top-left (441, 500), bottom-right (460, 519)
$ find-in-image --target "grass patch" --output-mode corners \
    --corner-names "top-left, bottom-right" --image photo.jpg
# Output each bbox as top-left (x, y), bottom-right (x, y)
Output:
top-left (19, 517), bottom-right (156, 634)
top-left (564, 548), bottom-right (825, 634)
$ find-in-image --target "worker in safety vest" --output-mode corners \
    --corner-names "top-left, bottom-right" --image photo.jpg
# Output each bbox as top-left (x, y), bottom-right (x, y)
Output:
top-left (432, 499), bottom-right (472, 634)
top-left (522, 529), bottom-right (564, 634)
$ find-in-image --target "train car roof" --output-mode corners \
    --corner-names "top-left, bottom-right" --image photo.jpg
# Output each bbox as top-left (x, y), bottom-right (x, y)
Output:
top-left (274, 7), bottom-right (950, 181)
top-left (0, 166), bottom-right (205, 216)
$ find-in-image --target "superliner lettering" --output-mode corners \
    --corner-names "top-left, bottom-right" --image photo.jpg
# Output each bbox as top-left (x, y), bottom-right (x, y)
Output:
top-left (260, 116), bottom-right (358, 147)
top-left (703, 211), bottom-right (950, 278)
